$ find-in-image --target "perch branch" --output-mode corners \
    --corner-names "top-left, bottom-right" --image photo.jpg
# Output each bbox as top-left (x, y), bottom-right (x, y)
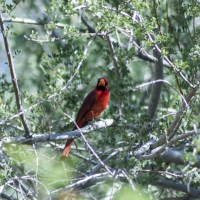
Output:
top-left (2, 119), bottom-right (114, 144)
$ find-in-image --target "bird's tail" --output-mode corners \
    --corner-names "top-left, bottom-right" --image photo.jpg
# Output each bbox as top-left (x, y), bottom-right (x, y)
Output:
top-left (60, 139), bottom-right (74, 161)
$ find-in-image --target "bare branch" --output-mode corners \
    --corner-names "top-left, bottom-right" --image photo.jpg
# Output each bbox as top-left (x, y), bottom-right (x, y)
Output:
top-left (137, 169), bottom-right (183, 178)
top-left (160, 149), bottom-right (184, 165)
top-left (148, 36), bottom-right (163, 118)
top-left (3, 17), bottom-right (67, 28)
top-left (49, 171), bottom-right (128, 200)
top-left (91, 150), bottom-right (119, 174)
top-left (131, 79), bottom-right (188, 108)
top-left (106, 35), bottom-right (120, 78)
top-left (133, 137), bottom-right (157, 156)
top-left (2, 119), bottom-right (114, 144)
top-left (160, 148), bottom-right (200, 169)
top-left (135, 130), bottom-right (196, 160)
top-left (151, 179), bottom-right (200, 198)
top-left (0, 13), bottom-right (30, 137)
top-left (50, 172), bottom-right (110, 199)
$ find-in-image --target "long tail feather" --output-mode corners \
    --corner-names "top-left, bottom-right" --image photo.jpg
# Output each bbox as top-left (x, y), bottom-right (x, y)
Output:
top-left (60, 139), bottom-right (74, 161)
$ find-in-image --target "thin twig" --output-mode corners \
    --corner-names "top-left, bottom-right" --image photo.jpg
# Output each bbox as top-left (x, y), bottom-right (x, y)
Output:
top-left (137, 169), bottom-right (183, 178)
top-left (91, 150), bottom-right (119, 174)
top-left (135, 130), bottom-right (196, 160)
top-left (151, 87), bottom-right (197, 150)
top-left (131, 79), bottom-right (188, 107)
top-left (106, 35), bottom-right (120, 78)
top-left (147, 33), bottom-right (194, 89)
top-left (65, 114), bottom-right (114, 176)
top-left (121, 169), bottom-right (136, 190)
top-left (0, 12), bottom-right (30, 137)
top-left (32, 143), bottom-right (39, 198)
top-left (3, 17), bottom-right (66, 28)
top-left (51, 172), bottom-right (110, 195)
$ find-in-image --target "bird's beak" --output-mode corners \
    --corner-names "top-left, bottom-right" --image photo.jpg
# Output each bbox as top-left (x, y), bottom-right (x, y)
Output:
top-left (98, 79), bottom-right (106, 87)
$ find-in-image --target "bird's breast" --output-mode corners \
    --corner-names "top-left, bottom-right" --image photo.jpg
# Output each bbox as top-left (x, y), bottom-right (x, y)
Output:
top-left (87, 90), bottom-right (110, 119)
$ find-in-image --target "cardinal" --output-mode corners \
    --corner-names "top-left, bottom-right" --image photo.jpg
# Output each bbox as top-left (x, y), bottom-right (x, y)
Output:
top-left (61, 78), bottom-right (110, 160)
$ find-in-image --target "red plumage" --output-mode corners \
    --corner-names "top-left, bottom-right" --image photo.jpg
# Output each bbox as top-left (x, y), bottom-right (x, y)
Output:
top-left (61, 78), bottom-right (110, 160)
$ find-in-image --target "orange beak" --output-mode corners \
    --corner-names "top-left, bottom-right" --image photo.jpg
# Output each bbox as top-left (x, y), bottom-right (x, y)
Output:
top-left (98, 79), bottom-right (106, 87)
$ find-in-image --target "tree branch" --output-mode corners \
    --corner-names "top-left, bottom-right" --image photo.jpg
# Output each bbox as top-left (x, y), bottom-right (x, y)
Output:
top-left (160, 148), bottom-right (184, 165)
top-left (64, 114), bottom-right (114, 175)
top-left (0, 193), bottom-right (18, 200)
top-left (80, 14), bottom-right (96, 33)
top-left (0, 13), bottom-right (30, 137)
top-left (151, 179), bottom-right (200, 198)
top-left (147, 33), bottom-right (194, 89)
top-left (148, 35), bottom-right (163, 118)
top-left (91, 150), bottom-right (119, 174)
top-left (2, 119), bottom-right (114, 144)
top-left (135, 130), bottom-right (196, 160)
top-left (106, 35), bottom-right (120, 78)
top-left (3, 17), bottom-right (67, 28)
top-left (151, 87), bottom-right (197, 150)
top-left (49, 171), bottom-right (128, 200)
top-left (50, 172), bottom-right (110, 200)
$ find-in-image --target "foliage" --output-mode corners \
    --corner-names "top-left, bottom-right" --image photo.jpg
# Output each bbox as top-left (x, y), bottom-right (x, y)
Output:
top-left (0, 0), bottom-right (200, 199)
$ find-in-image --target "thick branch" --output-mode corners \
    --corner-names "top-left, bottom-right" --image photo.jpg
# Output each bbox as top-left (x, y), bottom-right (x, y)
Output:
top-left (160, 148), bottom-right (184, 165)
top-left (161, 148), bottom-right (200, 168)
top-left (0, 13), bottom-right (30, 137)
top-left (2, 119), bottom-right (114, 144)
top-left (152, 179), bottom-right (200, 198)
top-left (80, 14), bottom-right (96, 33)
top-left (0, 193), bottom-right (18, 200)
top-left (148, 37), bottom-right (163, 118)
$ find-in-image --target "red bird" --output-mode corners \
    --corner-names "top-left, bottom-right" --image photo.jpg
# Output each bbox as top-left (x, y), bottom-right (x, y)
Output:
top-left (61, 78), bottom-right (110, 160)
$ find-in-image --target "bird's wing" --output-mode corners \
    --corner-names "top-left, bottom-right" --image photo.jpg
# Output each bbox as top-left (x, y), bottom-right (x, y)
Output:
top-left (73, 89), bottom-right (96, 130)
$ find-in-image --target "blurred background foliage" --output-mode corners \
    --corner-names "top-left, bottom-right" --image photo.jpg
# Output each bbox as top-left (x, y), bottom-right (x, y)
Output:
top-left (0, 0), bottom-right (200, 199)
